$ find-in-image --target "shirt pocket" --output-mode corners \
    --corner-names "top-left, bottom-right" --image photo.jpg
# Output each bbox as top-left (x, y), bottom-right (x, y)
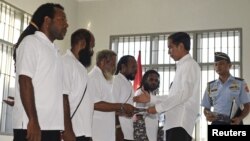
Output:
top-left (209, 92), bottom-right (218, 106)
top-left (230, 91), bottom-right (240, 99)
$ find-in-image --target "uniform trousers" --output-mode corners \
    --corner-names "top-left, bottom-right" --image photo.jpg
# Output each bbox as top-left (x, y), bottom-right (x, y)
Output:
top-left (211, 120), bottom-right (243, 125)
top-left (13, 129), bottom-right (61, 141)
top-left (165, 127), bottom-right (192, 141)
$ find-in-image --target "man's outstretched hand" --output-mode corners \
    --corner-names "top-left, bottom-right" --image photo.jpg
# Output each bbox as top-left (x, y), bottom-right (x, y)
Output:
top-left (133, 87), bottom-right (150, 103)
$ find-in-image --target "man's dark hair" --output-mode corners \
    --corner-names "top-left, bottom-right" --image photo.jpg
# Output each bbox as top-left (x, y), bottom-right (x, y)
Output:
top-left (139, 69), bottom-right (160, 90)
top-left (31, 3), bottom-right (63, 30)
top-left (168, 32), bottom-right (191, 51)
top-left (13, 3), bottom-right (64, 62)
top-left (115, 55), bottom-right (135, 75)
top-left (71, 29), bottom-right (91, 49)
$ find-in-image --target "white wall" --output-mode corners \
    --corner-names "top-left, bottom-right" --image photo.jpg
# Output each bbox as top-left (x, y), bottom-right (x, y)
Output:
top-left (76, 0), bottom-right (250, 82)
top-left (3, 0), bottom-right (78, 53)
top-left (0, 135), bottom-right (12, 141)
top-left (6, 0), bottom-right (250, 88)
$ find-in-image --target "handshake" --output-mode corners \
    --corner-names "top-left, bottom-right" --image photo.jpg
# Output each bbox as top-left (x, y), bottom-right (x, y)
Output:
top-left (116, 104), bottom-right (149, 117)
top-left (116, 103), bottom-right (140, 117)
top-left (117, 104), bottom-right (156, 117)
top-left (117, 89), bottom-right (157, 117)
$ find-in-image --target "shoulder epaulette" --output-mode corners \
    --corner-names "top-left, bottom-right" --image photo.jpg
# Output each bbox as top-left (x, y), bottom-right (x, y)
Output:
top-left (234, 77), bottom-right (244, 81)
top-left (208, 80), bottom-right (216, 84)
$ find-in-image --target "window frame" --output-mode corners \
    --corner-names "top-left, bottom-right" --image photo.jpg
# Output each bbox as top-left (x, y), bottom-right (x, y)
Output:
top-left (0, 0), bottom-right (31, 135)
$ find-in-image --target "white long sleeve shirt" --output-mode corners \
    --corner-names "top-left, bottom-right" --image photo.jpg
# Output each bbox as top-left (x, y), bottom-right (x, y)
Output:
top-left (151, 54), bottom-right (201, 136)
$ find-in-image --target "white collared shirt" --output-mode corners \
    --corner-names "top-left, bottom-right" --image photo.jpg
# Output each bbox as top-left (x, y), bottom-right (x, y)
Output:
top-left (14, 31), bottom-right (64, 130)
top-left (151, 54), bottom-right (201, 136)
top-left (62, 49), bottom-right (92, 137)
top-left (89, 66), bottom-right (115, 141)
top-left (112, 73), bottom-right (134, 140)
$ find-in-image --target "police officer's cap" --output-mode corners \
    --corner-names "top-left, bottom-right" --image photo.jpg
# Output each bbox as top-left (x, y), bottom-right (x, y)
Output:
top-left (214, 52), bottom-right (231, 63)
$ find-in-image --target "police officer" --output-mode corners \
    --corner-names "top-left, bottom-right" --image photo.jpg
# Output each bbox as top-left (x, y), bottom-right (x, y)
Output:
top-left (201, 52), bottom-right (250, 125)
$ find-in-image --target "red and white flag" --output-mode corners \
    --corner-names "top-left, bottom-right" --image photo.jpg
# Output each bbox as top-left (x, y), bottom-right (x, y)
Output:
top-left (133, 51), bottom-right (142, 91)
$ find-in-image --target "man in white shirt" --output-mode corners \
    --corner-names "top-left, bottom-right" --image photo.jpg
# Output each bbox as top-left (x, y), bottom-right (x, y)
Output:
top-left (112, 55), bottom-right (138, 141)
top-left (134, 70), bottom-right (160, 141)
top-left (134, 32), bottom-right (201, 141)
top-left (13, 3), bottom-right (68, 141)
top-left (62, 29), bottom-right (95, 141)
top-left (89, 50), bottom-right (135, 141)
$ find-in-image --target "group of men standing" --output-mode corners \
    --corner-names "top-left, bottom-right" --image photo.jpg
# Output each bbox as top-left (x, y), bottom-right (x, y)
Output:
top-left (10, 2), bottom-right (250, 141)
top-left (12, 3), bottom-right (137, 141)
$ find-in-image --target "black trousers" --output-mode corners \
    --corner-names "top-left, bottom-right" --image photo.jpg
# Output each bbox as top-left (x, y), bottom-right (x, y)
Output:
top-left (76, 136), bottom-right (91, 141)
top-left (13, 129), bottom-right (61, 141)
top-left (211, 120), bottom-right (243, 125)
top-left (165, 127), bottom-right (192, 141)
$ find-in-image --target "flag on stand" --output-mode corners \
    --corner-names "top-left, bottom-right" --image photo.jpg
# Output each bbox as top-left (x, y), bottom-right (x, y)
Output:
top-left (133, 51), bottom-right (142, 91)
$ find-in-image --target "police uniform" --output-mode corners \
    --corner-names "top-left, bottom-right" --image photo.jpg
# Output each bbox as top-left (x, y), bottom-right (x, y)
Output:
top-left (201, 52), bottom-right (250, 124)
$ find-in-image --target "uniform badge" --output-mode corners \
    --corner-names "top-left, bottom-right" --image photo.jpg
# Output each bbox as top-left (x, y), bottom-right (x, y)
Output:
top-left (210, 88), bottom-right (217, 92)
top-left (229, 81), bottom-right (239, 91)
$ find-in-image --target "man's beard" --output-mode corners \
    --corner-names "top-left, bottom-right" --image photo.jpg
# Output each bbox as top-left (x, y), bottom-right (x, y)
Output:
top-left (126, 73), bottom-right (135, 81)
top-left (78, 48), bottom-right (93, 67)
top-left (103, 70), bottom-right (113, 81)
top-left (143, 82), bottom-right (158, 92)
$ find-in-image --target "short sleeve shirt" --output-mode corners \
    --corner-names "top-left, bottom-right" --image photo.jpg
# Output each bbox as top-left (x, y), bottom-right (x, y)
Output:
top-left (62, 49), bottom-right (91, 136)
top-left (13, 31), bottom-right (64, 130)
top-left (201, 75), bottom-right (250, 116)
top-left (89, 66), bottom-right (115, 141)
top-left (112, 73), bottom-right (134, 140)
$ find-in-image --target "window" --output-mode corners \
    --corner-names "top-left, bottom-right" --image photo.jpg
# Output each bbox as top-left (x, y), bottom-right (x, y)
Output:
top-left (110, 28), bottom-right (242, 141)
top-left (0, 0), bottom-right (31, 134)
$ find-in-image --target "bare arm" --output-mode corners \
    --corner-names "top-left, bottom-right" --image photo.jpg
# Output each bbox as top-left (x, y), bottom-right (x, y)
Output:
top-left (62, 95), bottom-right (75, 141)
top-left (94, 101), bottom-right (135, 117)
top-left (94, 101), bottom-right (123, 112)
top-left (19, 75), bottom-right (41, 141)
top-left (231, 103), bottom-right (250, 125)
top-left (239, 103), bottom-right (250, 119)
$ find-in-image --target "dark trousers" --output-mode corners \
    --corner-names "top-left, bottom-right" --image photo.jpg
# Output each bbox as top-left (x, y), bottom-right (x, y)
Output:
top-left (124, 140), bottom-right (134, 141)
top-left (76, 136), bottom-right (91, 141)
top-left (165, 127), bottom-right (192, 141)
top-left (211, 120), bottom-right (243, 125)
top-left (211, 121), bottom-right (230, 125)
top-left (13, 129), bottom-right (61, 141)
